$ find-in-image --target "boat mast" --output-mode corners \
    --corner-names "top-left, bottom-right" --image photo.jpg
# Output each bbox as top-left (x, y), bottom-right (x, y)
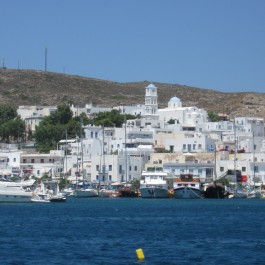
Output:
top-left (233, 120), bottom-right (237, 193)
top-left (102, 124), bottom-right (106, 187)
top-left (124, 115), bottom-right (128, 186)
top-left (80, 120), bottom-right (84, 182)
top-left (214, 144), bottom-right (217, 184)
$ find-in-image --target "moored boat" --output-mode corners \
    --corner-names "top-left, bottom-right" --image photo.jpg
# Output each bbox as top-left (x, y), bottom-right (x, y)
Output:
top-left (98, 187), bottom-right (120, 198)
top-left (74, 182), bottom-right (98, 197)
top-left (140, 170), bottom-right (171, 198)
top-left (203, 183), bottom-right (228, 198)
top-left (173, 174), bottom-right (202, 199)
top-left (119, 187), bottom-right (139, 198)
top-left (0, 179), bottom-right (35, 203)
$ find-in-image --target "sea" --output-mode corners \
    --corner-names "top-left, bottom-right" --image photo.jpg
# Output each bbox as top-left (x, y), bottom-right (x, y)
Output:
top-left (1, 198), bottom-right (265, 265)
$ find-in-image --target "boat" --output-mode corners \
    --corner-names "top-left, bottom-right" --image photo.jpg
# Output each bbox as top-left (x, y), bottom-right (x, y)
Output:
top-left (0, 185), bottom-right (34, 203)
top-left (119, 186), bottom-right (139, 198)
top-left (117, 119), bottom-right (139, 198)
top-left (173, 174), bottom-right (202, 199)
top-left (32, 180), bottom-right (66, 202)
top-left (99, 186), bottom-right (120, 198)
top-left (139, 170), bottom-right (171, 198)
top-left (74, 182), bottom-right (98, 197)
top-left (203, 145), bottom-right (230, 198)
top-left (203, 183), bottom-right (228, 198)
top-left (0, 179), bottom-right (35, 203)
top-left (228, 124), bottom-right (248, 199)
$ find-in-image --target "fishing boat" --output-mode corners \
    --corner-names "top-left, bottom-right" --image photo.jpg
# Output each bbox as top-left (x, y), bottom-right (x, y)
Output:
top-left (139, 170), bottom-right (171, 198)
top-left (173, 174), bottom-right (202, 199)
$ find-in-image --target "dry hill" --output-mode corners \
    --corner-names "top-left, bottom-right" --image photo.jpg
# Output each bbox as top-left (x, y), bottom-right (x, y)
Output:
top-left (0, 68), bottom-right (265, 120)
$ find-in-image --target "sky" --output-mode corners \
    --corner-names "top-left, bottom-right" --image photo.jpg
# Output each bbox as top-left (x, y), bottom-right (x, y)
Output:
top-left (1, 0), bottom-right (265, 93)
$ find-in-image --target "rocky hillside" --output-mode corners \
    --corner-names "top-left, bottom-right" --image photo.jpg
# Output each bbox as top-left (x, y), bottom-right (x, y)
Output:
top-left (1, 68), bottom-right (265, 120)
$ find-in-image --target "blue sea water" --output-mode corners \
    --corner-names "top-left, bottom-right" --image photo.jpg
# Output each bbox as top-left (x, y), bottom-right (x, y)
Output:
top-left (1, 198), bottom-right (265, 265)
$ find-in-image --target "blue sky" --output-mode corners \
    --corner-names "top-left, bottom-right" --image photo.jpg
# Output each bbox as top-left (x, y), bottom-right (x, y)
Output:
top-left (1, 0), bottom-right (265, 93)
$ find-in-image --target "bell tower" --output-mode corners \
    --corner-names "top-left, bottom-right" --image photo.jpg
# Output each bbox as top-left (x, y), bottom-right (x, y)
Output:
top-left (144, 83), bottom-right (158, 119)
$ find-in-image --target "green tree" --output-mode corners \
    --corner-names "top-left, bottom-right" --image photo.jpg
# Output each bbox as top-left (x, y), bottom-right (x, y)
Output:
top-left (93, 110), bottom-right (138, 127)
top-left (0, 117), bottom-right (25, 142)
top-left (167, 118), bottom-right (175, 124)
top-left (34, 124), bottom-right (66, 152)
top-left (0, 106), bottom-right (17, 123)
top-left (208, 111), bottom-right (220, 122)
top-left (49, 105), bottom-right (73, 125)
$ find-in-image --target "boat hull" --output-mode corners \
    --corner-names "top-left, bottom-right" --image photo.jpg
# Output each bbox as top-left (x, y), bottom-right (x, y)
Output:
top-left (204, 185), bottom-right (227, 198)
top-left (99, 189), bottom-right (120, 198)
top-left (140, 187), bottom-right (170, 198)
top-left (75, 189), bottom-right (98, 197)
top-left (0, 192), bottom-right (33, 203)
top-left (174, 187), bottom-right (202, 199)
top-left (119, 188), bottom-right (139, 198)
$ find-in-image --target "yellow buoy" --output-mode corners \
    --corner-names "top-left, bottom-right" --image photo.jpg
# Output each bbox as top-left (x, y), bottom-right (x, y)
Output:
top-left (136, 248), bottom-right (145, 260)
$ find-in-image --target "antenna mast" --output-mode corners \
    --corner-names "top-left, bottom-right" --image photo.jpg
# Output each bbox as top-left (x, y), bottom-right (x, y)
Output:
top-left (45, 47), bottom-right (47, 71)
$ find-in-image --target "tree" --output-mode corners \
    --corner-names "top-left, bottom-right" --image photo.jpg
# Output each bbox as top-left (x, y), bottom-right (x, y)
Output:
top-left (0, 106), bottom-right (17, 124)
top-left (92, 110), bottom-right (138, 127)
top-left (34, 124), bottom-right (66, 152)
top-left (208, 111), bottom-right (220, 122)
top-left (0, 117), bottom-right (25, 142)
top-left (167, 118), bottom-right (176, 124)
top-left (49, 105), bottom-right (73, 125)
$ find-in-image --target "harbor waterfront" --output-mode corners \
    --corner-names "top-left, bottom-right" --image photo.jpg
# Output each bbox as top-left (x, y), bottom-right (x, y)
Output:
top-left (1, 198), bottom-right (265, 264)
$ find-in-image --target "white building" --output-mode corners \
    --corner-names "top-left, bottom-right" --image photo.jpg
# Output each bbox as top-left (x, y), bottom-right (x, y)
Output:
top-left (17, 105), bottom-right (57, 133)
top-left (158, 96), bottom-right (208, 129)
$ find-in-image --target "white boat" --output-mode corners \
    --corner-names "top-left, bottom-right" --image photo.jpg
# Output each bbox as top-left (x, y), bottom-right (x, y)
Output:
top-left (32, 180), bottom-right (66, 202)
top-left (75, 188), bottom-right (98, 197)
top-left (0, 180), bottom-right (35, 203)
top-left (173, 174), bottom-right (202, 199)
top-left (0, 186), bottom-right (33, 203)
top-left (74, 182), bottom-right (98, 197)
top-left (140, 171), bottom-right (171, 198)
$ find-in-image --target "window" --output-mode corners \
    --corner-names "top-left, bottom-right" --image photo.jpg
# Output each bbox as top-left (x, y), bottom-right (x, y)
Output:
top-left (13, 158), bottom-right (16, 162)
top-left (134, 166), bottom-right (137, 171)
top-left (23, 159), bottom-right (27, 163)
top-left (108, 165), bottom-right (112, 171)
top-left (96, 165), bottom-right (99, 171)
top-left (220, 167), bottom-right (224, 172)
top-left (109, 175), bottom-right (112, 181)
top-left (41, 159), bottom-right (44, 163)
top-left (183, 144), bottom-right (186, 150)
top-left (31, 159), bottom-right (35, 163)
top-left (254, 166), bottom-right (259, 173)
top-left (242, 167), bottom-right (246, 172)
top-left (37, 170), bottom-right (40, 175)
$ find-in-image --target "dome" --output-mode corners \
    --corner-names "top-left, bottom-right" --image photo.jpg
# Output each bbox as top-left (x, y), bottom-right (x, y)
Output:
top-left (169, 96), bottom-right (181, 103)
top-left (146, 83), bottom-right (157, 89)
